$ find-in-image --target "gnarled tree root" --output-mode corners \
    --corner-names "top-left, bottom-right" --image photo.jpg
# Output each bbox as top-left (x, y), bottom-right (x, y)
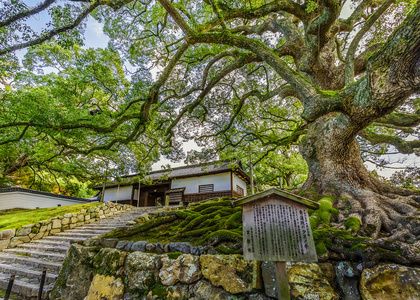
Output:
top-left (315, 188), bottom-right (420, 267)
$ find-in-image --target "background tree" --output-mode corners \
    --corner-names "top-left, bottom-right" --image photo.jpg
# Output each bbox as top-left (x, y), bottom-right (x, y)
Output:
top-left (0, 0), bottom-right (419, 263)
top-left (0, 40), bottom-right (161, 189)
top-left (388, 167), bottom-right (420, 190)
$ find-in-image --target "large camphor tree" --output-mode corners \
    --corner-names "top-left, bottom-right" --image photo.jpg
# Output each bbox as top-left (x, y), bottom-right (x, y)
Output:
top-left (0, 0), bottom-right (419, 262)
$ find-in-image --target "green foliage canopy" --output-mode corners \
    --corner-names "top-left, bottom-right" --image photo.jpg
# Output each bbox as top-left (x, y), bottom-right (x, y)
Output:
top-left (0, 0), bottom-right (419, 192)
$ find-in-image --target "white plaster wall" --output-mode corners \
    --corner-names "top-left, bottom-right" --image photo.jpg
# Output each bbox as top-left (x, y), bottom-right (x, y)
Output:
top-left (232, 173), bottom-right (247, 196)
top-left (103, 186), bottom-right (132, 202)
top-left (171, 172), bottom-right (231, 194)
top-left (0, 192), bottom-right (89, 210)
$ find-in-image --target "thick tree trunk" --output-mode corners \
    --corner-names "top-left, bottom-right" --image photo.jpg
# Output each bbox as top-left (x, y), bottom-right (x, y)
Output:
top-left (299, 112), bottom-right (420, 242)
top-left (300, 112), bottom-right (378, 195)
top-left (284, 172), bottom-right (292, 188)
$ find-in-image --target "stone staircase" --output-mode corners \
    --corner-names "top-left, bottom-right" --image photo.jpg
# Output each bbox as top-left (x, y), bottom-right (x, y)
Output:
top-left (0, 206), bottom-right (158, 299)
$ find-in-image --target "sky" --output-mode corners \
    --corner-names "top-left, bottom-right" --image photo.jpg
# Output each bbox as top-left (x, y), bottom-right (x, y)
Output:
top-left (10, 1), bottom-right (419, 177)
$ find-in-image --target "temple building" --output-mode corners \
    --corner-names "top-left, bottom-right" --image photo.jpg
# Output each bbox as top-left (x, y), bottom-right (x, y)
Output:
top-left (95, 161), bottom-right (250, 206)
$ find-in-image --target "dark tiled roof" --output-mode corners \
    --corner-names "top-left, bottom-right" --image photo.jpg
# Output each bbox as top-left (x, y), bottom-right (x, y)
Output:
top-left (128, 161), bottom-right (250, 181)
top-left (0, 187), bottom-right (95, 202)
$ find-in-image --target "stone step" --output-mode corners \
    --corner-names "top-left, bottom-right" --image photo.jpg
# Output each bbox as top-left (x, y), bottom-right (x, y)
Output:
top-left (32, 240), bottom-right (70, 247)
top-left (42, 236), bottom-right (86, 243)
top-left (92, 221), bottom-right (131, 225)
top-left (60, 229), bottom-right (111, 235)
top-left (104, 215), bottom-right (145, 219)
top-left (16, 243), bottom-right (69, 254)
top-left (94, 225), bottom-right (129, 229)
top-left (0, 263), bottom-right (57, 284)
top-left (0, 254), bottom-right (61, 272)
top-left (68, 226), bottom-right (114, 230)
top-left (0, 272), bottom-right (52, 299)
top-left (83, 221), bottom-right (127, 228)
top-left (80, 226), bottom-right (127, 232)
top-left (72, 226), bottom-right (118, 230)
top-left (104, 220), bottom-right (134, 223)
top-left (3, 249), bottom-right (65, 262)
top-left (52, 232), bottom-right (98, 238)
top-left (100, 220), bottom-right (133, 226)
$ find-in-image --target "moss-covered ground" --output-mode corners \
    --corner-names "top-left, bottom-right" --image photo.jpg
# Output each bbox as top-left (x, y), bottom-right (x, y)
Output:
top-left (0, 202), bottom-right (101, 230)
top-left (104, 198), bottom-right (244, 253)
top-left (105, 195), bottom-right (372, 257)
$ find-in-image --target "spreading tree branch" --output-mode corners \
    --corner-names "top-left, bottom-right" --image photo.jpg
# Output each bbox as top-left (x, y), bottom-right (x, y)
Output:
top-left (157, 0), bottom-right (192, 35)
top-left (0, 124), bottom-right (30, 145)
top-left (164, 52), bottom-right (260, 136)
top-left (374, 109), bottom-right (420, 127)
top-left (359, 129), bottom-right (420, 154)
top-left (344, 0), bottom-right (395, 84)
top-left (200, 85), bottom-right (298, 139)
top-left (142, 42), bottom-right (189, 118)
top-left (54, 120), bottom-right (145, 155)
top-left (2, 154), bottom-right (29, 177)
top-left (0, 0), bottom-right (56, 28)
top-left (343, 2), bottom-right (420, 124)
top-left (305, 0), bottom-right (342, 58)
top-left (203, 0), bottom-right (306, 31)
top-left (0, 2), bottom-right (99, 56)
top-left (334, 0), bottom-right (373, 33)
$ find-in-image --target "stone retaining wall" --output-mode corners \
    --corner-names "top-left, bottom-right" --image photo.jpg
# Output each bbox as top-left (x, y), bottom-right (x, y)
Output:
top-left (0, 202), bottom-right (133, 251)
top-left (49, 240), bottom-right (420, 299)
top-left (50, 242), bottom-right (340, 300)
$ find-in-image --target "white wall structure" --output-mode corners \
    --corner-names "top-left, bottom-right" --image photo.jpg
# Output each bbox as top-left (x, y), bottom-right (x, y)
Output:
top-left (103, 186), bottom-right (133, 202)
top-left (233, 173), bottom-right (247, 196)
top-left (0, 190), bottom-right (92, 210)
top-left (171, 172), bottom-right (231, 194)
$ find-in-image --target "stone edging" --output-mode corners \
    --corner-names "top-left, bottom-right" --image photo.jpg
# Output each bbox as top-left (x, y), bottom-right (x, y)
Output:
top-left (0, 202), bottom-right (133, 251)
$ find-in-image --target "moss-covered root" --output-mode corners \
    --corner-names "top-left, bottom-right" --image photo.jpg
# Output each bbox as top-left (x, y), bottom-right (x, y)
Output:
top-left (309, 196), bottom-right (339, 229)
top-left (224, 210), bottom-right (242, 229)
top-left (189, 199), bottom-right (234, 212)
top-left (344, 216), bottom-right (361, 233)
top-left (201, 229), bottom-right (242, 246)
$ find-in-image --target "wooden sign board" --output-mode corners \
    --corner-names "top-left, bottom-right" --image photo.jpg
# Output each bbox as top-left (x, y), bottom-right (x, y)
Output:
top-left (233, 188), bottom-right (318, 262)
top-left (242, 197), bottom-right (317, 262)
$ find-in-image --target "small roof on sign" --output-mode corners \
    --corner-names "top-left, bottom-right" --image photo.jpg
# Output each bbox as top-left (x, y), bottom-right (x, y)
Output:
top-left (232, 188), bottom-right (319, 209)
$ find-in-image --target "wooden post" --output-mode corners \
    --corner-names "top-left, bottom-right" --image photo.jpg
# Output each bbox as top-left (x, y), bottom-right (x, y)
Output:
top-left (4, 274), bottom-right (15, 300)
top-left (137, 181), bottom-right (141, 207)
top-left (249, 149), bottom-right (254, 195)
top-left (116, 184), bottom-right (120, 203)
top-left (100, 167), bottom-right (108, 203)
top-left (230, 171), bottom-right (234, 197)
top-left (100, 181), bottom-right (106, 203)
top-left (143, 190), bottom-right (149, 207)
top-left (38, 269), bottom-right (46, 300)
top-left (275, 261), bottom-right (290, 300)
top-left (130, 185), bottom-right (135, 206)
